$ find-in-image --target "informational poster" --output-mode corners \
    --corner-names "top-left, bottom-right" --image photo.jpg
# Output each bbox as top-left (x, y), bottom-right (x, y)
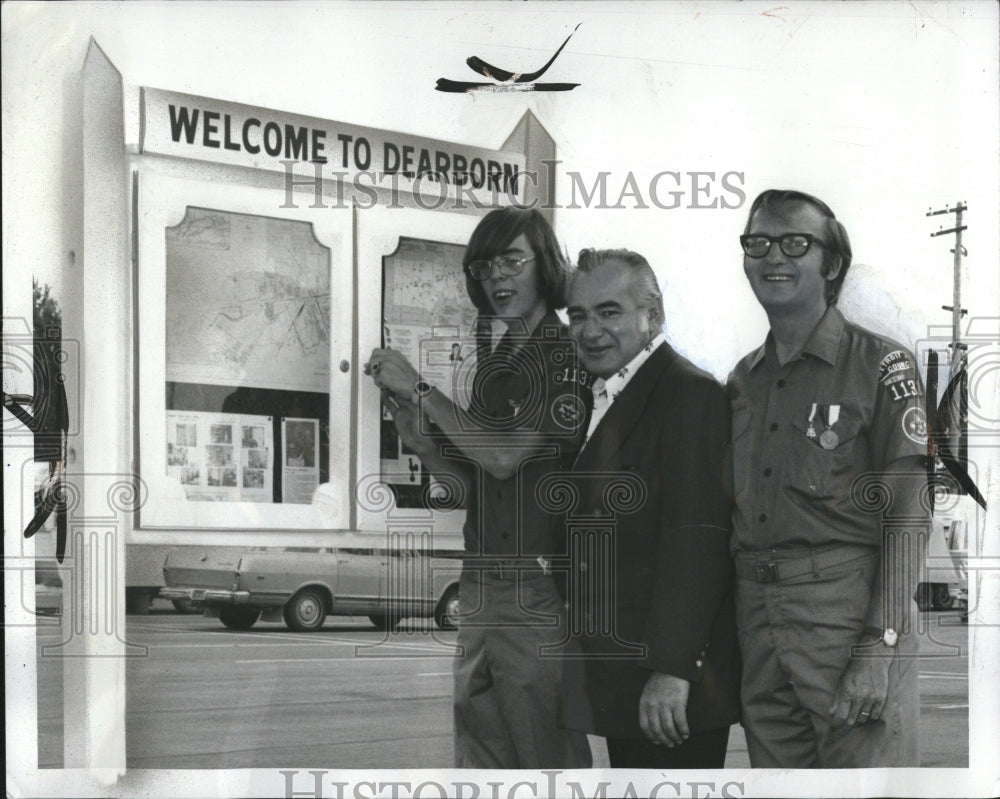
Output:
top-left (165, 410), bottom-right (273, 502)
top-left (382, 238), bottom-right (480, 408)
top-left (381, 238), bottom-right (479, 506)
top-left (379, 400), bottom-right (424, 495)
top-left (281, 417), bottom-right (319, 504)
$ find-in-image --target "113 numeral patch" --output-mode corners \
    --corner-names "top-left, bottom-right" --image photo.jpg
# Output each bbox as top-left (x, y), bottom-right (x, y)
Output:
top-left (888, 378), bottom-right (922, 402)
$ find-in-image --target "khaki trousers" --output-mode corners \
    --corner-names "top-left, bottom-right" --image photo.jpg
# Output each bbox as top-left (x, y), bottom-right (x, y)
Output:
top-left (736, 550), bottom-right (920, 768)
top-left (453, 567), bottom-right (592, 769)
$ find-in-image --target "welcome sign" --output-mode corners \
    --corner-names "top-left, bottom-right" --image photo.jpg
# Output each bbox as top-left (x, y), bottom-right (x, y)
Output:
top-left (140, 87), bottom-right (526, 206)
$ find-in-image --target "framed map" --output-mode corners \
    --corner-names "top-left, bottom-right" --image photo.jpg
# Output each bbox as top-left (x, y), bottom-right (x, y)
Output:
top-left (135, 172), bottom-right (352, 531)
top-left (165, 208), bottom-right (331, 392)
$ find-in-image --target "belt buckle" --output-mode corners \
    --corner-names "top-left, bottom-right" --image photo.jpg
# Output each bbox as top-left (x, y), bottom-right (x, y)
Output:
top-left (755, 561), bottom-right (780, 583)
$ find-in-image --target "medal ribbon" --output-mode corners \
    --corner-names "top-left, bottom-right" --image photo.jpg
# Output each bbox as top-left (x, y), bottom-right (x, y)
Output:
top-left (826, 404), bottom-right (840, 429)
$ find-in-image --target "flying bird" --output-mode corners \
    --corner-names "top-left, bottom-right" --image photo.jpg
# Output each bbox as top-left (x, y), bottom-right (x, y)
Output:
top-left (436, 23), bottom-right (581, 93)
top-left (434, 78), bottom-right (580, 93)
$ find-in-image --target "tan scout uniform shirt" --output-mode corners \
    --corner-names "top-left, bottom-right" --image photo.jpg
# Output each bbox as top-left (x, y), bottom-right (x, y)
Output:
top-left (728, 307), bottom-right (927, 553)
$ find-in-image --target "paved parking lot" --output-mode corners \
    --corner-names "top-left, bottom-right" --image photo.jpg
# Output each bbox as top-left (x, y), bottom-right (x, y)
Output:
top-left (35, 605), bottom-right (969, 769)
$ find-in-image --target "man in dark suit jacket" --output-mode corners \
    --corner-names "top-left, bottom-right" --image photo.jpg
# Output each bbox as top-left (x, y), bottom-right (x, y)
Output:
top-left (559, 248), bottom-right (740, 768)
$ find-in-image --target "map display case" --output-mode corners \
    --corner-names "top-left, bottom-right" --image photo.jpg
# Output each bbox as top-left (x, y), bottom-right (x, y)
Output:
top-left (136, 173), bottom-right (352, 530)
top-left (356, 207), bottom-right (483, 536)
top-left (379, 236), bottom-right (478, 508)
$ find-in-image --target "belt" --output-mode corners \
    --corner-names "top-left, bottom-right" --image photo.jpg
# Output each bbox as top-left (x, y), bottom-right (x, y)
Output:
top-left (464, 556), bottom-right (552, 579)
top-left (734, 545), bottom-right (876, 584)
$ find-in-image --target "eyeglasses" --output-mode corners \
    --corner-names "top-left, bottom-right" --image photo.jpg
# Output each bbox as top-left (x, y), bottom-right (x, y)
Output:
top-left (467, 255), bottom-right (535, 281)
top-left (740, 233), bottom-right (828, 259)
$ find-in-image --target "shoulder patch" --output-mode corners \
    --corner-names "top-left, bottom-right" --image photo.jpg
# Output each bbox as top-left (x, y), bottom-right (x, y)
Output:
top-left (879, 350), bottom-right (914, 383)
top-left (551, 393), bottom-right (585, 431)
top-left (884, 373), bottom-right (923, 401)
top-left (902, 406), bottom-right (928, 445)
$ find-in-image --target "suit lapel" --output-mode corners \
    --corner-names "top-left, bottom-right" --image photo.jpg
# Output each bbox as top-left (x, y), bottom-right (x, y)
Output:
top-left (574, 343), bottom-right (675, 470)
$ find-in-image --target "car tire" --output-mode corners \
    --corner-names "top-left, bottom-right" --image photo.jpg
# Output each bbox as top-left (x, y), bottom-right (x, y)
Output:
top-left (434, 585), bottom-right (461, 630)
top-left (125, 589), bottom-right (153, 615)
top-left (931, 583), bottom-right (955, 610)
top-left (283, 588), bottom-right (327, 632)
top-left (171, 598), bottom-right (203, 614)
top-left (915, 583), bottom-right (933, 612)
top-left (369, 612), bottom-right (400, 632)
top-left (219, 606), bottom-right (261, 630)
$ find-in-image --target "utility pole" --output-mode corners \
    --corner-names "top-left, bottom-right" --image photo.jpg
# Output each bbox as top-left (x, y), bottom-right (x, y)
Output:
top-left (928, 201), bottom-right (968, 348)
top-left (927, 201), bottom-right (969, 470)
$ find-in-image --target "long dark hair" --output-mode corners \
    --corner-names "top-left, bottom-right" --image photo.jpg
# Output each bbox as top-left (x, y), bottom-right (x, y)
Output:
top-left (462, 207), bottom-right (570, 313)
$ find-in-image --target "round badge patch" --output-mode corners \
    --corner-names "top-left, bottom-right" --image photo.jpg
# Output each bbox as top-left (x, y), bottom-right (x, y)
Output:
top-left (551, 393), bottom-right (585, 431)
top-left (901, 406), bottom-right (928, 445)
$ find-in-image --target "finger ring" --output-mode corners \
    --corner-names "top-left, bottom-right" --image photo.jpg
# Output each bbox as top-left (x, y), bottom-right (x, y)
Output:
top-left (859, 711), bottom-right (870, 718)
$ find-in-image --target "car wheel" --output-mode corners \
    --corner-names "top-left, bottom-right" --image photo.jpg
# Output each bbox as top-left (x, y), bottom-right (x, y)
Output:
top-left (915, 583), bottom-right (933, 612)
top-left (171, 598), bottom-right (203, 614)
top-left (125, 589), bottom-right (153, 615)
top-left (931, 583), bottom-right (955, 610)
top-left (283, 588), bottom-right (327, 632)
top-left (368, 612), bottom-right (400, 632)
top-left (434, 586), bottom-right (461, 630)
top-left (219, 606), bottom-right (261, 630)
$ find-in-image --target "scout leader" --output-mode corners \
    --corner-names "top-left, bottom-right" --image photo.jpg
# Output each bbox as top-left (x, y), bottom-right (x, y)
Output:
top-left (728, 189), bottom-right (927, 767)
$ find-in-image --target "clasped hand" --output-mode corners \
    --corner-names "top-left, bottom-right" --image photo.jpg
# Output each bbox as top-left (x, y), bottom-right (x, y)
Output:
top-left (367, 348), bottom-right (420, 399)
top-left (367, 349), bottom-right (425, 451)
top-left (639, 672), bottom-right (691, 747)
top-left (829, 648), bottom-right (892, 729)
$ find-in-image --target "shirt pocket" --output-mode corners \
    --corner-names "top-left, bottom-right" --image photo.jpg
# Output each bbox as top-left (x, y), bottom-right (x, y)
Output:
top-left (729, 403), bottom-right (753, 502)
top-left (788, 405), bottom-right (865, 501)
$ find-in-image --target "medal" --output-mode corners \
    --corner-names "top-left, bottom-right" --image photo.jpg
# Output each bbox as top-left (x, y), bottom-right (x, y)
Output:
top-left (820, 404), bottom-right (840, 449)
top-left (806, 403), bottom-right (818, 438)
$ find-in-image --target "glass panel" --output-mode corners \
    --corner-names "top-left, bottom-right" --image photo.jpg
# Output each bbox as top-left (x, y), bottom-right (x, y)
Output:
top-left (164, 208), bottom-right (330, 504)
top-left (380, 237), bottom-right (479, 508)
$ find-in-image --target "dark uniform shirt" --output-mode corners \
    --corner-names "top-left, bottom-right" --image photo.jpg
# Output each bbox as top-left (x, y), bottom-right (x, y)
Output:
top-left (728, 307), bottom-right (927, 553)
top-left (462, 311), bottom-right (587, 557)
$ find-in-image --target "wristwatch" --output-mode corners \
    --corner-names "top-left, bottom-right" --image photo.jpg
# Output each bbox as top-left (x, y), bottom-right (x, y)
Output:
top-left (412, 380), bottom-right (433, 400)
top-left (865, 626), bottom-right (899, 647)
